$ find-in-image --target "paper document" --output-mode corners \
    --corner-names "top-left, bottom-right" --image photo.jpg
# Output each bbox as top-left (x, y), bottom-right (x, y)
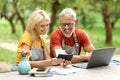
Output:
top-left (110, 56), bottom-right (120, 65)
top-left (55, 49), bottom-right (66, 57)
top-left (110, 60), bottom-right (120, 65)
top-left (50, 65), bottom-right (81, 75)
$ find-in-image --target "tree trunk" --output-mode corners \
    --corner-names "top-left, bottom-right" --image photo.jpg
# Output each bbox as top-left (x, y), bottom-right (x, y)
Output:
top-left (111, 21), bottom-right (115, 29)
top-left (102, 4), bottom-right (112, 44)
top-left (9, 19), bottom-right (16, 34)
top-left (16, 10), bottom-right (26, 31)
top-left (13, 0), bottom-right (26, 31)
top-left (81, 9), bottom-right (87, 28)
top-left (111, 17), bottom-right (118, 29)
top-left (1, 3), bottom-right (16, 34)
top-left (49, 0), bottom-right (60, 34)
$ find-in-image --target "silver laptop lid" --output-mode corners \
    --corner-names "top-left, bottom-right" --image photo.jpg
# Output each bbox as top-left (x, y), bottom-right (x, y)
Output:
top-left (87, 47), bottom-right (116, 68)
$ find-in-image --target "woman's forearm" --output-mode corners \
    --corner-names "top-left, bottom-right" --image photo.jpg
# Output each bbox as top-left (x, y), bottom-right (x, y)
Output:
top-left (29, 59), bottom-right (52, 68)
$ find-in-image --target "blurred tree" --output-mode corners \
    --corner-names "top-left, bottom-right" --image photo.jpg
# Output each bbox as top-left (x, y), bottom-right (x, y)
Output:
top-left (0, 0), bottom-right (26, 33)
top-left (110, 0), bottom-right (120, 29)
top-left (102, 3), bottom-right (112, 44)
top-left (49, 0), bottom-right (60, 33)
top-left (99, 0), bottom-right (120, 44)
top-left (49, 0), bottom-right (75, 33)
top-left (14, 0), bottom-right (26, 31)
top-left (0, 0), bottom-right (79, 34)
top-left (0, 0), bottom-right (59, 34)
top-left (72, 0), bottom-right (94, 28)
top-left (87, 0), bottom-right (120, 44)
top-left (0, 0), bottom-right (120, 45)
top-left (71, 0), bottom-right (120, 44)
top-left (1, 0), bottom-right (17, 33)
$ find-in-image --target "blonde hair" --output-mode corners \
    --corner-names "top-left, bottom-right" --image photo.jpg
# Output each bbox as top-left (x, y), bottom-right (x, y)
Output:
top-left (26, 9), bottom-right (50, 40)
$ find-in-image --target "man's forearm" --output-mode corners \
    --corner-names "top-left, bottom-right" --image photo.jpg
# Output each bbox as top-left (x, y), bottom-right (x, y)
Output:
top-left (71, 55), bottom-right (90, 63)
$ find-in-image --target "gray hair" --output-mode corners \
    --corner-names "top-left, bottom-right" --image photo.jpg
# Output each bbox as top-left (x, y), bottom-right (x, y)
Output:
top-left (59, 8), bottom-right (76, 20)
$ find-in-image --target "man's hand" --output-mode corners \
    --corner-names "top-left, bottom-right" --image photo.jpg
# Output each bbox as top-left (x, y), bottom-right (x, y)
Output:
top-left (60, 60), bottom-right (71, 67)
top-left (84, 52), bottom-right (92, 61)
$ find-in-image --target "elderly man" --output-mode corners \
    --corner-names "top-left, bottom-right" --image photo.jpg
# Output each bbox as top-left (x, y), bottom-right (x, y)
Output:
top-left (50, 8), bottom-right (95, 64)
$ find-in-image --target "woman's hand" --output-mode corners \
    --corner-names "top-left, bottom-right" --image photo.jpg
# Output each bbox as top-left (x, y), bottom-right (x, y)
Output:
top-left (51, 58), bottom-right (63, 66)
top-left (51, 58), bottom-right (71, 67)
top-left (17, 48), bottom-right (31, 57)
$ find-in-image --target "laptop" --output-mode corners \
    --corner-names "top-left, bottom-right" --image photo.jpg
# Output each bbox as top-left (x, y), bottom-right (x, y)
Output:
top-left (72, 47), bottom-right (116, 69)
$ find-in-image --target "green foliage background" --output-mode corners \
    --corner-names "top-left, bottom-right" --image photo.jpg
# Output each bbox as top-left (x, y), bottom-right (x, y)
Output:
top-left (0, 0), bottom-right (120, 64)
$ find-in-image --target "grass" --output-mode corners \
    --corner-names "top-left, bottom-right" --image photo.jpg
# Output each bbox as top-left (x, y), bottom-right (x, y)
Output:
top-left (0, 20), bottom-right (23, 42)
top-left (85, 27), bottom-right (120, 47)
top-left (0, 47), bottom-right (16, 64)
top-left (84, 27), bottom-right (120, 55)
top-left (0, 19), bottom-right (120, 63)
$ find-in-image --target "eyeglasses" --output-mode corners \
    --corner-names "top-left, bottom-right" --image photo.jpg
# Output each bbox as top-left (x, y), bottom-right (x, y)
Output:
top-left (60, 23), bottom-right (74, 28)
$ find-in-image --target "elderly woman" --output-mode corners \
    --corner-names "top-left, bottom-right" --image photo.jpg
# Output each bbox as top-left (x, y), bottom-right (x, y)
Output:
top-left (11, 9), bottom-right (63, 71)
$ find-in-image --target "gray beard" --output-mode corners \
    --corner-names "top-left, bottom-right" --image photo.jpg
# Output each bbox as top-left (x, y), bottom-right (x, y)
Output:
top-left (60, 27), bottom-right (75, 38)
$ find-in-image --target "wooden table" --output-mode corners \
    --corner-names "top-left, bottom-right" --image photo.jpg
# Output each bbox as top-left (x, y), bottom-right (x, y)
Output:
top-left (0, 64), bottom-right (120, 80)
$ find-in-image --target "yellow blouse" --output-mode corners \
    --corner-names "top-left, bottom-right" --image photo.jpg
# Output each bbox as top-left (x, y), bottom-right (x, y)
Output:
top-left (15, 31), bottom-right (46, 62)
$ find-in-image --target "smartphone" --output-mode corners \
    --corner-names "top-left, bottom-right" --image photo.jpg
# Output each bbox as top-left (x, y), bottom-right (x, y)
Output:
top-left (57, 54), bottom-right (73, 61)
top-left (36, 67), bottom-right (46, 71)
